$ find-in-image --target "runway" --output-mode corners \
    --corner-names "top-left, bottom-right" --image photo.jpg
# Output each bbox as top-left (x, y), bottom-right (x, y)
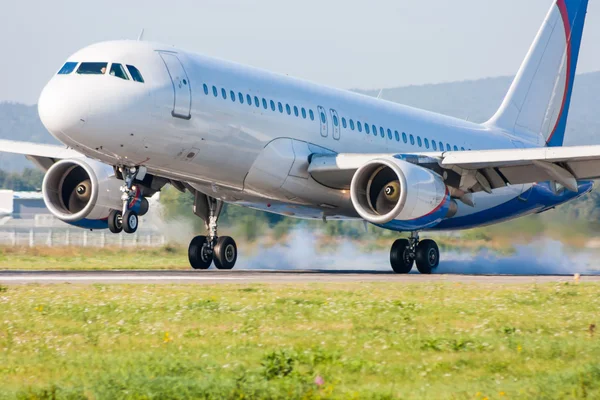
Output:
top-left (1, 270), bottom-right (598, 284)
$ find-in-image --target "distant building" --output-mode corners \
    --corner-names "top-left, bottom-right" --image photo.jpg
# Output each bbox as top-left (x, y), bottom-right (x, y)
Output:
top-left (0, 190), bottom-right (48, 219)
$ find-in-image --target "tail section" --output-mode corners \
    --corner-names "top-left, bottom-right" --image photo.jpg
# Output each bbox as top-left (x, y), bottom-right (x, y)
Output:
top-left (486, 0), bottom-right (588, 147)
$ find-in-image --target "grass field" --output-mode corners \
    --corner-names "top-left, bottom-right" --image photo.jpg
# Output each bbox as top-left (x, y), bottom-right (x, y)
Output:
top-left (1, 282), bottom-right (599, 399)
top-left (0, 246), bottom-right (189, 270)
top-left (0, 236), bottom-right (515, 271)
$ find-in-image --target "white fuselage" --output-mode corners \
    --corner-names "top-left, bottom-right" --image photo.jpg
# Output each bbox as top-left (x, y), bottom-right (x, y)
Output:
top-left (37, 40), bottom-right (586, 228)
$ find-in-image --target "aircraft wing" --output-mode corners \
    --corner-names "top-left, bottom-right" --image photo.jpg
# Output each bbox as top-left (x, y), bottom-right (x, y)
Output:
top-left (0, 139), bottom-right (82, 170)
top-left (308, 145), bottom-right (600, 193)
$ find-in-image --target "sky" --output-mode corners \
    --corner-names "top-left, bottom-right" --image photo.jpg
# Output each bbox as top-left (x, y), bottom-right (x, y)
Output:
top-left (2, 0), bottom-right (600, 105)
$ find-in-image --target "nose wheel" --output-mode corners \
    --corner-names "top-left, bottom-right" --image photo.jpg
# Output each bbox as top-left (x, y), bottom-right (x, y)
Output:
top-left (390, 233), bottom-right (440, 274)
top-left (107, 166), bottom-right (145, 235)
top-left (108, 209), bottom-right (139, 234)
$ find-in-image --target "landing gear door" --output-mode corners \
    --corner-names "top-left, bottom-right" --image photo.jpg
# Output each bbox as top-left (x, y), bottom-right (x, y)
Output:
top-left (159, 52), bottom-right (192, 120)
top-left (317, 106), bottom-right (328, 138)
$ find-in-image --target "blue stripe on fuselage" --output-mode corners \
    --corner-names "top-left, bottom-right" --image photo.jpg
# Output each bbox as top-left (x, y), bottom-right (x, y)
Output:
top-left (430, 181), bottom-right (593, 231)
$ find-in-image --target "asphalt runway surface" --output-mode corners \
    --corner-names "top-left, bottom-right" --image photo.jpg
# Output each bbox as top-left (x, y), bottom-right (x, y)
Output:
top-left (1, 270), bottom-right (599, 285)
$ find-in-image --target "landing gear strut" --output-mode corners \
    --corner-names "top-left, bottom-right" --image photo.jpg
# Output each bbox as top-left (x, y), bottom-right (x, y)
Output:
top-left (188, 192), bottom-right (238, 270)
top-left (390, 232), bottom-right (440, 274)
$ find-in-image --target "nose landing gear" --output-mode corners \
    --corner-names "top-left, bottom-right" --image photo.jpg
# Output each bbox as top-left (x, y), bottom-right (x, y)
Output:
top-left (108, 166), bottom-right (146, 234)
top-left (390, 232), bottom-right (440, 274)
top-left (188, 192), bottom-right (238, 270)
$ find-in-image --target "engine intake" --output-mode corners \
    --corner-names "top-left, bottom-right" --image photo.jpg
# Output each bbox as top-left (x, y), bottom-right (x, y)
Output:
top-left (43, 159), bottom-right (123, 223)
top-left (350, 157), bottom-right (456, 228)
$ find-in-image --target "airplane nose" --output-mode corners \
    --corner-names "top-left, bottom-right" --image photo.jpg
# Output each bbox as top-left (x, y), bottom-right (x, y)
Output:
top-left (38, 79), bottom-right (89, 141)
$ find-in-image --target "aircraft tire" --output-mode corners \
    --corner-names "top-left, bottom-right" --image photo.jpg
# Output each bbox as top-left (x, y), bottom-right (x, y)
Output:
top-left (213, 236), bottom-right (237, 270)
top-left (188, 235), bottom-right (213, 270)
top-left (123, 210), bottom-right (138, 234)
top-left (390, 239), bottom-right (414, 274)
top-left (108, 210), bottom-right (123, 234)
top-left (415, 239), bottom-right (439, 274)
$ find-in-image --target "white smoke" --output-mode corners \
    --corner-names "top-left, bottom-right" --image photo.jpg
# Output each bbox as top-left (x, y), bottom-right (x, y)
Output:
top-left (142, 198), bottom-right (197, 246)
top-left (439, 239), bottom-right (600, 275)
top-left (238, 229), bottom-right (600, 275)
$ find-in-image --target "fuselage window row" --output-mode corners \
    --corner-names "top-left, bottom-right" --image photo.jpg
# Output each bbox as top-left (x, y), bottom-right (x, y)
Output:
top-left (202, 82), bottom-right (316, 122)
top-left (199, 81), bottom-right (468, 151)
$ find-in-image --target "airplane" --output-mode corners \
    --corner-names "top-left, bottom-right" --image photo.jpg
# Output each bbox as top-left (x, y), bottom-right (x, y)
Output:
top-left (1, 0), bottom-right (597, 273)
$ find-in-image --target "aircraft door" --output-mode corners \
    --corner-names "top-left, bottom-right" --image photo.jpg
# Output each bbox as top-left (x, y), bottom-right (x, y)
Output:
top-left (159, 52), bottom-right (192, 120)
top-left (317, 106), bottom-right (328, 137)
top-left (330, 109), bottom-right (340, 140)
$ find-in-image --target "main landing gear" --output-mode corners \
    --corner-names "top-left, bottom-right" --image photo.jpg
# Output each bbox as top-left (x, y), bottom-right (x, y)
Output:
top-left (108, 166), bottom-right (142, 234)
top-left (390, 232), bottom-right (440, 274)
top-left (188, 192), bottom-right (238, 270)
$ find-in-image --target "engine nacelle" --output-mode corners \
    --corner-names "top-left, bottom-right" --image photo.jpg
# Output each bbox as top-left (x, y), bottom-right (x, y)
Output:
top-left (42, 158), bottom-right (148, 229)
top-left (350, 157), bottom-right (456, 231)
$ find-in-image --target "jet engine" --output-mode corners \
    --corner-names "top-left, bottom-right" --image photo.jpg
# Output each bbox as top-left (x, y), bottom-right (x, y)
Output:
top-left (42, 158), bottom-right (148, 229)
top-left (350, 157), bottom-right (457, 230)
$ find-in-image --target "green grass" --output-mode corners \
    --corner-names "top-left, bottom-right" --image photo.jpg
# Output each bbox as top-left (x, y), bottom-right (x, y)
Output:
top-left (0, 246), bottom-right (189, 270)
top-left (1, 282), bottom-right (599, 399)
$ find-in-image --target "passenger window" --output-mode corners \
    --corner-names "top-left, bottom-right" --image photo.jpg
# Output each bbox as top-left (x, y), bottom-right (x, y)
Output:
top-left (432, 141), bottom-right (437, 151)
top-left (320, 111), bottom-right (326, 122)
top-left (239, 93), bottom-right (244, 104)
top-left (333, 114), bottom-right (339, 126)
top-left (461, 147), bottom-right (465, 151)
top-left (365, 124), bottom-right (370, 134)
top-left (402, 132), bottom-right (407, 143)
top-left (453, 145), bottom-right (459, 151)
top-left (439, 142), bottom-right (444, 151)
top-left (446, 144), bottom-right (451, 151)
top-left (372, 125), bottom-right (377, 136)
top-left (58, 62), bottom-right (78, 75)
top-left (342, 118), bottom-right (347, 128)
top-left (350, 119), bottom-right (355, 130)
top-left (410, 135), bottom-right (415, 145)
top-left (271, 100), bottom-right (276, 111)
top-left (247, 94), bottom-right (252, 105)
top-left (357, 121), bottom-right (363, 132)
top-left (254, 96), bottom-right (260, 107)
top-left (387, 129), bottom-right (392, 140)
top-left (380, 127), bottom-right (385, 138)
top-left (212, 86), bottom-right (218, 97)
top-left (394, 131), bottom-right (400, 142)
top-left (278, 102), bottom-right (284, 113)
top-left (221, 88), bottom-right (227, 99)
top-left (126, 65), bottom-right (144, 82)
top-left (302, 108), bottom-right (307, 119)
top-left (286, 104), bottom-right (292, 115)
top-left (424, 138), bottom-right (429, 149)
top-left (231, 90), bottom-right (236, 102)
top-left (262, 98), bottom-right (267, 109)
top-left (203, 84), bottom-right (209, 95)
top-left (294, 106), bottom-right (299, 117)
top-left (417, 136), bottom-right (422, 147)
top-left (309, 110), bottom-right (314, 120)
top-left (77, 62), bottom-right (108, 75)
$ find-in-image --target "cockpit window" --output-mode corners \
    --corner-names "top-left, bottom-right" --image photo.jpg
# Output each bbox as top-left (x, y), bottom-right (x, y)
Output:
top-left (77, 62), bottom-right (108, 75)
top-left (58, 62), bottom-right (78, 75)
top-left (126, 65), bottom-right (145, 83)
top-left (109, 63), bottom-right (129, 80)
